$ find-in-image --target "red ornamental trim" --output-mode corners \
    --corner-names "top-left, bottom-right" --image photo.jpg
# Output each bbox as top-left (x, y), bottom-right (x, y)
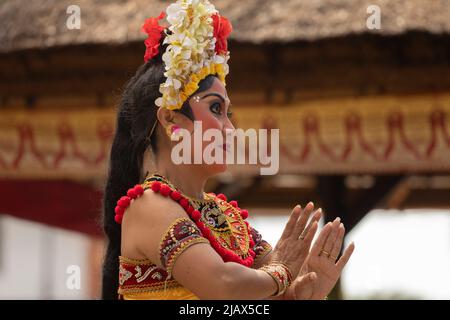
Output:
top-left (114, 180), bottom-right (255, 268)
top-left (2, 110), bottom-right (450, 174)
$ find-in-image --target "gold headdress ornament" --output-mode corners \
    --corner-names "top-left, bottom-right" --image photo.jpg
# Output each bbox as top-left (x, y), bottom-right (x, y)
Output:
top-left (141, 0), bottom-right (232, 111)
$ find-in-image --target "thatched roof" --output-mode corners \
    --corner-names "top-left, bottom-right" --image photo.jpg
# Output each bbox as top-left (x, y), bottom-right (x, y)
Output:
top-left (1, 0), bottom-right (449, 52)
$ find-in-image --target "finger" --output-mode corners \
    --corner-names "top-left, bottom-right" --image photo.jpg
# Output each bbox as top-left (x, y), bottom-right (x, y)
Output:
top-left (336, 242), bottom-right (355, 272)
top-left (329, 223), bottom-right (345, 261)
top-left (296, 272), bottom-right (317, 287)
top-left (299, 221), bottom-right (318, 252)
top-left (292, 272), bottom-right (317, 300)
top-left (293, 202), bottom-right (315, 239)
top-left (280, 205), bottom-right (302, 239)
top-left (310, 222), bottom-right (332, 256)
top-left (322, 217), bottom-right (341, 255)
top-left (299, 208), bottom-right (322, 240)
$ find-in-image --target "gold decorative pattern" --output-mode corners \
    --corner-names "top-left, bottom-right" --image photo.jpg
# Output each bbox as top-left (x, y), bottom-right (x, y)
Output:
top-left (158, 217), bottom-right (210, 277)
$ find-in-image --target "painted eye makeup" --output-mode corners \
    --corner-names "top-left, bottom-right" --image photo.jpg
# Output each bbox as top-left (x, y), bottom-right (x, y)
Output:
top-left (209, 101), bottom-right (222, 115)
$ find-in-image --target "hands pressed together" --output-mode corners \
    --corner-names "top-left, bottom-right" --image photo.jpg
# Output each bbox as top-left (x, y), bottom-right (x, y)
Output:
top-left (269, 202), bottom-right (355, 300)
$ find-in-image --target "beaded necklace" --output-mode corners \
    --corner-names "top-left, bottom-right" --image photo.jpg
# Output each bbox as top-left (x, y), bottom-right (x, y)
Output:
top-left (114, 173), bottom-right (255, 267)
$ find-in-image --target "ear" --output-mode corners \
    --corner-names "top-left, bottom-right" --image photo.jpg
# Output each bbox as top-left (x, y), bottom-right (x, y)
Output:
top-left (156, 107), bottom-right (175, 129)
top-left (157, 107), bottom-right (191, 130)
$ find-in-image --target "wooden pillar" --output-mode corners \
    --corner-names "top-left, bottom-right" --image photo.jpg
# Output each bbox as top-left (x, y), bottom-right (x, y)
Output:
top-left (317, 174), bottom-right (404, 299)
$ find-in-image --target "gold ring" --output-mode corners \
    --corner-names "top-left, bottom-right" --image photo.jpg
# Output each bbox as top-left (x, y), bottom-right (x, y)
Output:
top-left (329, 254), bottom-right (337, 261)
top-left (320, 249), bottom-right (330, 257)
top-left (299, 234), bottom-right (306, 240)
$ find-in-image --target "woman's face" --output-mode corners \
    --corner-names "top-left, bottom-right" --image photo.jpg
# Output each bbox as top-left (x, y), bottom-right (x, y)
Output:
top-left (185, 77), bottom-right (235, 175)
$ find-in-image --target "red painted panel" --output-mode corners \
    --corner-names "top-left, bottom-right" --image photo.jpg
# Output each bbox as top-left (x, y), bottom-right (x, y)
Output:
top-left (0, 179), bottom-right (103, 237)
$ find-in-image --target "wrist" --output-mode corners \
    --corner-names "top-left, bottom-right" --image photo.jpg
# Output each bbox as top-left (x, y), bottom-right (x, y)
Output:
top-left (259, 261), bottom-right (293, 297)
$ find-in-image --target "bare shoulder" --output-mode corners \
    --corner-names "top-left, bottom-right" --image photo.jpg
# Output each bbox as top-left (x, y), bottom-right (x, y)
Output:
top-left (121, 189), bottom-right (189, 262)
top-left (122, 189), bottom-right (187, 228)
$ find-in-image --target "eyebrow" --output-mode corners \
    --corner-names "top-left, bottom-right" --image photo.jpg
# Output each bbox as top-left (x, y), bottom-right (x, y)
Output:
top-left (201, 93), bottom-right (227, 103)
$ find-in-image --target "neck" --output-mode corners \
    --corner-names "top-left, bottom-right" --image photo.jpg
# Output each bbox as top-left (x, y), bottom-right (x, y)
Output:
top-left (152, 149), bottom-right (208, 200)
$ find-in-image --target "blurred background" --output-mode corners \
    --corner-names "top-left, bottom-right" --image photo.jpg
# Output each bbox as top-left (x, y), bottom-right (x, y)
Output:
top-left (0, 0), bottom-right (449, 299)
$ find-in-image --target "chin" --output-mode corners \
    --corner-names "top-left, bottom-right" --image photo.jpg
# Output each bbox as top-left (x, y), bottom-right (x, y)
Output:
top-left (206, 163), bottom-right (228, 175)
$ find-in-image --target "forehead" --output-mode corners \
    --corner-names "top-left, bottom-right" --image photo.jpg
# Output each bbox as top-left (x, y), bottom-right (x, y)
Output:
top-left (203, 77), bottom-right (228, 97)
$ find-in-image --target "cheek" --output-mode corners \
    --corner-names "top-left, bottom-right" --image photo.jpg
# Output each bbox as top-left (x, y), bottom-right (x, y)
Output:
top-left (190, 107), bottom-right (225, 161)
top-left (192, 107), bottom-right (222, 130)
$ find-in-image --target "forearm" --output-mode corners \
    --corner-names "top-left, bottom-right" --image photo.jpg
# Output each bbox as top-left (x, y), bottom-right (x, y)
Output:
top-left (217, 262), bottom-right (278, 300)
top-left (248, 245), bottom-right (279, 299)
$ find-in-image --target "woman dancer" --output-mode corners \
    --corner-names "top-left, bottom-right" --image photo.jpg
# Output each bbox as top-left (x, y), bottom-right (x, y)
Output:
top-left (102, 0), bottom-right (354, 300)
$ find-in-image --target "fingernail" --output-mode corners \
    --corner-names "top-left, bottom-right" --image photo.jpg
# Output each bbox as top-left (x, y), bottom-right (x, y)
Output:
top-left (340, 223), bottom-right (344, 228)
top-left (335, 217), bottom-right (341, 222)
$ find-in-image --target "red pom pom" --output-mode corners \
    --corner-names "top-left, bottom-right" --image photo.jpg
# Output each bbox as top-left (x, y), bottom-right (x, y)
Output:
top-left (186, 206), bottom-right (194, 214)
top-left (160, 184), bottom-right (171, 196)
top-left (151, 181), bottom-right (161, 192)
top-left (217, 193), bottom-right (227, 201)
top-left (115, 205), bottom-right (125, 216)
top-left (249, 249), bottom-right (256, 258)
top-left (209, 236), bottom-right (219, 246)
top-left (216, 246), bottom-right (227, 256)
top-left (134, 184), bottom-right (144, 196)
top-left (179, 198), bottom-right (189, 209)
top-left (249, 239), bottom-right (255, 247)
top-left (114, 214), bottom-right (123, 224)
top-left (230, 253), bottom-right (240, 263)
top-left (197, 222), bottom-right (207, 233)
top-left (197, 221), bottom-right (205, 228)
top-left (222, 251), bottom-right (233, 261)
top-left (201, 227), bottom-right (211, 238)
top-left (229, 200), bottom-right (238, 207)
top-left (170, 191), bottom-right (181, 201)
top-left (191, 210), bottom-right (201, 221)
top-left (200, 228), bottom-right (209, 238)
top-left (117, 196), bottom-right (131, 208)
top-left (240, 209), bottom-right (249, 219)
top-left (127, 188), bottom-right (137, 199)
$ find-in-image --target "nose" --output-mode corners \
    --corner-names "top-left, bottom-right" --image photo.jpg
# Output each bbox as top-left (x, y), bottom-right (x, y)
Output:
top-left (223, 121), bottom-right (235, 141)
top-left (224, 116), bottom-right (235, 132)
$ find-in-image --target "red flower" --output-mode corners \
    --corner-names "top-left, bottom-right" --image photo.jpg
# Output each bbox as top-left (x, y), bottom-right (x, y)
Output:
top-left (141, 11), bottom-right (166, 63)
top-left (212, 14), bottom-right (232, 55)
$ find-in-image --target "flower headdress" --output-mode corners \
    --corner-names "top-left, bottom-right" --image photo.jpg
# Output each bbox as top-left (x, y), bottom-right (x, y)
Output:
top-left (141, 0), bottom-right (232, 111)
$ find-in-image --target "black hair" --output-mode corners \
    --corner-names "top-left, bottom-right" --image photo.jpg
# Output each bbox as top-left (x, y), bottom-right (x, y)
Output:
top-left (101, 35), bottom-right (217, 299)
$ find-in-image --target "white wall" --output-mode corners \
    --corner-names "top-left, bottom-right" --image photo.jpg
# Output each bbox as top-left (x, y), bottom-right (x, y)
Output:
top-left (342, 209), bottom-right (450, 299)
top-left (248, 208), bottom-right (450, 299)
top-left (0, 215), bottom-right (92, 299)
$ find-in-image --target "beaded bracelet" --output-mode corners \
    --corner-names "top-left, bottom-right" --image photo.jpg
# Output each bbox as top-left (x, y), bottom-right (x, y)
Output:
top-left (259, 262), bottom-right (293, 296)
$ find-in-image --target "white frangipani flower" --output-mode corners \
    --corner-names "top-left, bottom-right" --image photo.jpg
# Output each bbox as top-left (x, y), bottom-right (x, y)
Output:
top-left (155, 0), bottom-right (230, 110)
